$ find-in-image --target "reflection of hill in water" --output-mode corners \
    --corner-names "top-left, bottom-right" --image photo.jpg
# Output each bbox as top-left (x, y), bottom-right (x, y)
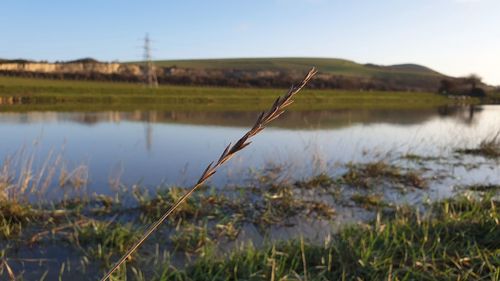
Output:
top-left (0, 105), bottom-right (485, 129)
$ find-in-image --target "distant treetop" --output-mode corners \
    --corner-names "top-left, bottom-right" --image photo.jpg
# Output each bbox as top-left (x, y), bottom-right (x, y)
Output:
top-left (0, 58), bottom-right (34, 64)
top-left (63, 58), bottom-right (101, 64)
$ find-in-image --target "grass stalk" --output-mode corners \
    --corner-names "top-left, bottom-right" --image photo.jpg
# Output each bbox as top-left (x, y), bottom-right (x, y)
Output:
top-left (301, 236), bottom-right (308, 281)
top-left (100, 68), bottom-right (317, 280)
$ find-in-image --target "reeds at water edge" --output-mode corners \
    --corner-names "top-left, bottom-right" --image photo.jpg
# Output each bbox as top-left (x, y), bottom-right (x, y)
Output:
top-left (0, 147), bottom-right (88, 202)
top-left (100, 68), bottom-right (317, 280)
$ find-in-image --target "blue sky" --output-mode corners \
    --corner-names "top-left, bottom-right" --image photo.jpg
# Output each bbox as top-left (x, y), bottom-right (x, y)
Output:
top-left (1, 0), bottom-right (499, 85)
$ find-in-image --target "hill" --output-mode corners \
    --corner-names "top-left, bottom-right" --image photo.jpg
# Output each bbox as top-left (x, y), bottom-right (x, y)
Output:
top-left (140, 57), bottom-right (444, 79)
top-left (0, 57), bottom-right (464, 92)
top-left (138, 57), bottom-right (446, 91)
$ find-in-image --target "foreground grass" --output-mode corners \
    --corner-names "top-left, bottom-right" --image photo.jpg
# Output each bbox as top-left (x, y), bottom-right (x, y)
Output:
top-left (0, 76), bottom-right (456, 112)
top-left (154, 195), bottom-right (499, 281)
top-left (0, 168), bottom-right (498, 280)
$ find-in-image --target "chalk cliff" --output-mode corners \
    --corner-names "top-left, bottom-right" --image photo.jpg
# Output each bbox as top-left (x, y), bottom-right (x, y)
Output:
top-left (0, 61), bottom-right (142, 76)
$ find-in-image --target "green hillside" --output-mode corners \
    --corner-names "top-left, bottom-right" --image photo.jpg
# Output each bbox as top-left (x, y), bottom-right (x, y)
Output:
top-left (140, 57), bottom-right (444, 78)
top-left (1, 57), bottom-right (455, 91)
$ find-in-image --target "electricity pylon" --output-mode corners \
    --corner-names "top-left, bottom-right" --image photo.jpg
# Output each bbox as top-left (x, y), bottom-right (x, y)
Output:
top-left (143, 33), bottom-right (158, 88)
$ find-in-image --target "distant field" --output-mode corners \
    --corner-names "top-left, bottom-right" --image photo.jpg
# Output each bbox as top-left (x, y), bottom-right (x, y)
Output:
top-left (0, 76), bottom-right (460, 112)
top-left (130, 57), bottom-right (444, 79)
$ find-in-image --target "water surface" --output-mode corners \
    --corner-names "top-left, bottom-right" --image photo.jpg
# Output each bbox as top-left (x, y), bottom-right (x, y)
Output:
top-left (0, 105), bottom-right (499, 198)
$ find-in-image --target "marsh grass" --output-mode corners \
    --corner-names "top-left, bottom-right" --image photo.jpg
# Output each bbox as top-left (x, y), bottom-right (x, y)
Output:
top-left (0, 163), bottom-right (497, 280)
top-left (134, 186), bottom-right (241, 225)
top-left (0, 147), bottom-right (92, 242)
top-left (342, 161), bottom-right (427, 189)
top-left (0, 147), bottom-right (89, 202)
top-left (0, 201), bottom-right (35, 239)
top-left (135, 187), bottom-right (201, 222)
top-left (69, 220), bottom-right (141, 265)
top-left (258, 185), bottom-right (304, 227)
top-left (214, 216), bottom-right (241, 241)
top-left (456, 131), bottom-right (500, 158)
top-left (170, 222), bottom-right (213, 254)
top-left (351, 193), bottom-right (387, 209)
top-left (132, 180), bottom-right (335, 236)
top-left (401, 153), bottom-right (440, 161)
top-left (295, 173), bottom-right (335, 189)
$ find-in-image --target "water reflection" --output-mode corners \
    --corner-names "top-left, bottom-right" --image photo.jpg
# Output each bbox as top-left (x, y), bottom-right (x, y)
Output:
top-left (437, 105), bottom-right (483, 125)
top-left (0, 105), bottom-right (485, 129)
top-left (0, 105), bottom-right (498, 197)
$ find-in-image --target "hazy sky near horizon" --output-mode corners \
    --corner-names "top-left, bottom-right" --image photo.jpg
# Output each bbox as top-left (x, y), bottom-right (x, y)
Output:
top-left (1, 0), bottom-right (499, 85)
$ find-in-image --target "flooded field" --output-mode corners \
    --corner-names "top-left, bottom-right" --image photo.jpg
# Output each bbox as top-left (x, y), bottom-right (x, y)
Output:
top-left (1, 105), bottom-right (499, 195)
top-left (1, 104), bottom-right (499, 280)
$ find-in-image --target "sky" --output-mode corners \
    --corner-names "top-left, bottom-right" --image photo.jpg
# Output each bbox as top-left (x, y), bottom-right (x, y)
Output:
top-left (1, 0), bottom-right (499, 85)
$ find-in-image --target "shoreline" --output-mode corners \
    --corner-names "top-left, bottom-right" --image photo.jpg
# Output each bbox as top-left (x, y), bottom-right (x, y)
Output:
top-left (0, 76), bottom-right (484, 113)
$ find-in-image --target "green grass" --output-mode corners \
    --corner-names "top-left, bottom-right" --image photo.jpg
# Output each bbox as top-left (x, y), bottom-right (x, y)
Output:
top-left (130, 57), bottom-right (443, 79)
top-left (70, 220), bottom-right (141, 264)
top-left (151, 195), bottom-right (499, 281)
top-left (0, 76), bottom-right (456, 112)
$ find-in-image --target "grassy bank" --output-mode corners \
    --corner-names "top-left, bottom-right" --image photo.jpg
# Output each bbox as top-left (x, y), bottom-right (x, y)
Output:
top-left (0, 76), bottom-right (457, 112)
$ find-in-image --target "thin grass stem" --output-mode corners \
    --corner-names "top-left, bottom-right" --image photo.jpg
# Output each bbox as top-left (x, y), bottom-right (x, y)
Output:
top-left (99, 68), bottom-right (317, 281)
